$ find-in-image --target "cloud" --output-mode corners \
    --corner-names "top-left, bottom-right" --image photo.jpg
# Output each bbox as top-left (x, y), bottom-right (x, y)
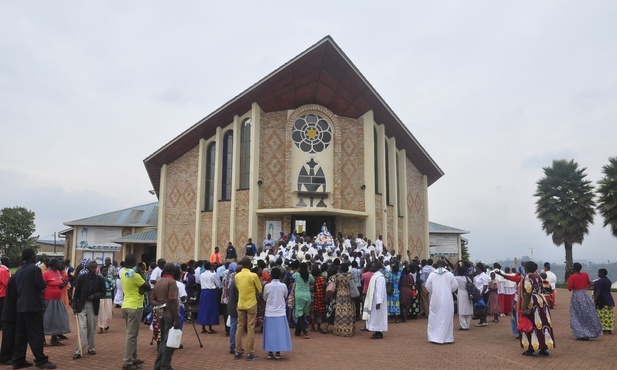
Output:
top-left (1, 1), bottom-right (617, 264)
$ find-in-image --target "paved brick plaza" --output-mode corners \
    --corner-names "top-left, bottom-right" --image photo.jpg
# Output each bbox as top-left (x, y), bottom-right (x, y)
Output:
top-left (4, 288), bottom-right (616, 369)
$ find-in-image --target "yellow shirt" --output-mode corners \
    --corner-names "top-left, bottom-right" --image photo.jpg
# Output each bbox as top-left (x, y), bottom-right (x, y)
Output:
top-left (121, 269), bottom-right (146, 309)
top-left (234, 269), bottom-right (262, 310)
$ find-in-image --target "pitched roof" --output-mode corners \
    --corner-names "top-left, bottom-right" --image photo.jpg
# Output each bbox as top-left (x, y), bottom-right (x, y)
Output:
top-left (111, 229), bottom-right (157, 244)
top-left (429, 222), bottom-right (469, 235)
top-left (144, 36), bottom-right (443, 193)
top-left (64, 202), bottom-right (159, 227)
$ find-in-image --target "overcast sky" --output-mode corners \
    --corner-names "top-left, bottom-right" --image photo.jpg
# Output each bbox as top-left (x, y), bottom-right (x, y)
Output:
top-left (2, 1), bottom-right (616, 264)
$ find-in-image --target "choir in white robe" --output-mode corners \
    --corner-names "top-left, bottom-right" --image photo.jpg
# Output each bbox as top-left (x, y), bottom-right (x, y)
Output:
top-left (364, 271), bottom-right (388, 332)
top-left (425, 267), bottom-right (458, 344)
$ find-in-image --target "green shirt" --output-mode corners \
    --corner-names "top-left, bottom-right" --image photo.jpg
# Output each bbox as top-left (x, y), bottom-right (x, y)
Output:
top-left (121, 269), bottom-right (145, 309)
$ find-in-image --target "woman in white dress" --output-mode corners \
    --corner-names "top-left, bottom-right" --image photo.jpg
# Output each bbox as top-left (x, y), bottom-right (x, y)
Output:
top-left (455, 265), bottom-right (474, 330)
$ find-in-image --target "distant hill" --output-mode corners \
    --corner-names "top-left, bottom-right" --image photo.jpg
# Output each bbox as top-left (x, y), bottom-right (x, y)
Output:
top-left (482, 258), bottom-right (617, 285)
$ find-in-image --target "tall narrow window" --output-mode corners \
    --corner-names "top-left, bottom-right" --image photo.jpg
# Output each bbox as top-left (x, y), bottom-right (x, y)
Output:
top-left (205, 142), bottom-right (216, 211)
top-left (221, 130), bottom-right (233, 200)
top-left (374, 127), bottom-right (379, 193)
top-left (239, 118), bottom-right (251, 189)
top-left (385, 140), bottom-right (391, 205)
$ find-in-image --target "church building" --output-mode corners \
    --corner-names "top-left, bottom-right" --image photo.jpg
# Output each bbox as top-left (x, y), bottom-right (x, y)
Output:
top-left (143, 36), bottom-right (444, 262)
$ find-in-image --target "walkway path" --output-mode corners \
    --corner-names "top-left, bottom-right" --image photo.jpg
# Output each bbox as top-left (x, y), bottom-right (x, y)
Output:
top-left (5, 288), bottom-right (616, 369)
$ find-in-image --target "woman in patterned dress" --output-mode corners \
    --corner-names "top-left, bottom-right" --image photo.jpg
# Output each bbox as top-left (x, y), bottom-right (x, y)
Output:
top-left (385, 264), bottom-right (402, 322)
top-left (568, 262), bottom-right (603, 340)
top-left (333, 263), bottom-right (355, 337)
top-left (519, 261), bottom-right (555, 356)
top-left (399, 265), bottom-right (418, 322)
top-left (593, 269), bottom-right (615, 335)
top-left (310, 266), bottom-right (326, 332)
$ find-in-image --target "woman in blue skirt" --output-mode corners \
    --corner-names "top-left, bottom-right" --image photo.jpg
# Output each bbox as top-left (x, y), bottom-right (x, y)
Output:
top-left (198, 262), bottom-right (221, 333)
top-left (263, 268), bottom-right (292, 359)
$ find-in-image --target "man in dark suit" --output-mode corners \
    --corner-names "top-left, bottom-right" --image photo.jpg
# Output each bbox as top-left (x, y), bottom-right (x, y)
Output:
top-left (72, 260), bottom-right (106, 359)
top-left (11, 248), bottom-right (56, 369)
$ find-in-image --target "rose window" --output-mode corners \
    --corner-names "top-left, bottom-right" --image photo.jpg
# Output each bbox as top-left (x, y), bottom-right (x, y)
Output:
top-left (291, 114), bottom-right (332, 153)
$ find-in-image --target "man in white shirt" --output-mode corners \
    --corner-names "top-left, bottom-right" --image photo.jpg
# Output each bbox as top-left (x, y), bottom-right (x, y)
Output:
top-left (374, 235), bottom-right (384, 255)
top-left (263, 234), bottom-right (275, 251)
top-left (355, 234), bottom-right (366, 250)
top-left (150, 258), bottom-right (165, 288)
top-left (473, 263), bottom-right (490, 327)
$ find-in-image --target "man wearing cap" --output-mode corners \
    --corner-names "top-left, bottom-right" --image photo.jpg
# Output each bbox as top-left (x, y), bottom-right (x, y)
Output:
top-left (150, 263), bottom-right (179, 370)
top-left (72, 260), bottom-right (106, 359)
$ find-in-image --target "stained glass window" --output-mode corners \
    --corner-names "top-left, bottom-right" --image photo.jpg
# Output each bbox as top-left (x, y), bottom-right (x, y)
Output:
top-left (204, 142), bottom-right (216, 211)
top-left (291, 114), bottom-right (332, 153)
top-left (239, 118), bottom-right (251, 189)
top-left (221, 130), bottom-right (233, 200)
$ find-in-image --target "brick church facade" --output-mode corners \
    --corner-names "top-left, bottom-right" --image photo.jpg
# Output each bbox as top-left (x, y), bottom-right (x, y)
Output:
top-left (144, 36), bottom-right (444, 263)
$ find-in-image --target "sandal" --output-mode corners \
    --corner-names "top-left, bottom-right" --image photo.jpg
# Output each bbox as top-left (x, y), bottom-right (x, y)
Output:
top-left (275, 353), bottom-right (283, 360)
top-left (267, 352), bottom-right (274, 359)
top-left (207, 330), bottom-right (217, 334)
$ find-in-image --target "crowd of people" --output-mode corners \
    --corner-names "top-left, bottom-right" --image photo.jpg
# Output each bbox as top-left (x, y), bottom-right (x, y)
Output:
top-left (0, 229), bottom-right (614, 368)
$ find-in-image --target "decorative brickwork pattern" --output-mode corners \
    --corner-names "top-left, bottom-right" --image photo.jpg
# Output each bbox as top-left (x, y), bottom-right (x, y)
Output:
top-left (163, 146), bottom-right (199, 262)
top-left (199, 212), bottom-right (213, 260)
top-left (406, 158), bottom-right (427, 258)
top-left (259, 111), bottom-right (288, 209)
top-left (216, 201), bottom-right (231, 249)
top-left (234, 189), bottom-right (249, 246)
top-left (335, 116), bottom-right (365, 212)
top-left (339, 217), bottom-right (365, 237)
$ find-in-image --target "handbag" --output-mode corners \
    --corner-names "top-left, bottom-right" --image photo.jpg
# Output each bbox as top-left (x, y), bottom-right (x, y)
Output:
top-left (349, 279), bottom-right (360, 298)
top-left (326, 280), bottom-right (336, 300)
top-left (516, 310), bottom-right (534, 333)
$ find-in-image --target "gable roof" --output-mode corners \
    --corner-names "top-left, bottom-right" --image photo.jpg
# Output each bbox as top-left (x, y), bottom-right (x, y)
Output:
top-left (429, 221), bottom-right (469, 235)
top-left (144, 35), bottom-right (444, 193)
top-left (64, 202), bottom-right (159, 228)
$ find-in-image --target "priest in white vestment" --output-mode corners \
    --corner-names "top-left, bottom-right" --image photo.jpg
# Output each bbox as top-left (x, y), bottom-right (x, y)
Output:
top-left (362, 263), bottom-right (387, 339)
top-left (425, 259), bottom-right (458, 344)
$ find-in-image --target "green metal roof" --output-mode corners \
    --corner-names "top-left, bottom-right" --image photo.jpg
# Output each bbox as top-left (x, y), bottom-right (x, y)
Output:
top-left (64, 202), bottom-right (158, 227)
top-left (111, 229), bottom-right (157, 244)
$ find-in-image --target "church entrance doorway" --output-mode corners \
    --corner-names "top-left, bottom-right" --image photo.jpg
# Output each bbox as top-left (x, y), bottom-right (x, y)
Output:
top-left (291, 215), bottom-right (335, 239)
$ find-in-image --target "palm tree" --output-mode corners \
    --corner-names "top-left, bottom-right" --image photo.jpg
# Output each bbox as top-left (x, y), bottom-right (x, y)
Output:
top-left (597, 157), bottom-right (617, 238)
top-left (534, 159), bottom-right (595, 280)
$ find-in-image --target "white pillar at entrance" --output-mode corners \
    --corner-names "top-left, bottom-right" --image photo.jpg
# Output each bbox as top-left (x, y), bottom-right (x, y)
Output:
top-left (361, 110), bottom-right (376, 239)
top-left (156, 164), bottom-right (168, 259)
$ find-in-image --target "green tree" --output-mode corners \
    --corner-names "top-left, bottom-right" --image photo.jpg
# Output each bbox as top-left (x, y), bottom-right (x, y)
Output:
top-left (534, 159), bottom-right (595, 280)
top-left (597, 157), bottom-right (617, 238)
top-left (0, 206), bottom-right (38, 262)
top-left (460, 239), bottom-right (470, 261)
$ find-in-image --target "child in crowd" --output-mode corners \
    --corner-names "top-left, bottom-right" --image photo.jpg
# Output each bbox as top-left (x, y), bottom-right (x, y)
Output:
top-left (487, 272), bottom-right (500, 323)
top-left (540, 273), bottom-right (554, 308)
